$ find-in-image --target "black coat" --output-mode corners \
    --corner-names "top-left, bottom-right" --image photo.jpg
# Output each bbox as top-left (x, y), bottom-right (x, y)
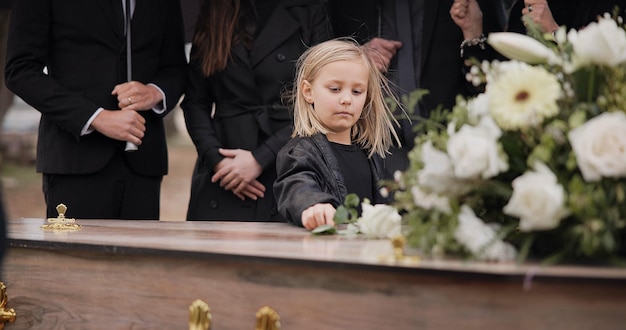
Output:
top-left (5, 0), bottom-right (188, 177)
top-left (182, 0), bottom-right (331, 221)
top-left (274, 134), bottom-right (391, 227)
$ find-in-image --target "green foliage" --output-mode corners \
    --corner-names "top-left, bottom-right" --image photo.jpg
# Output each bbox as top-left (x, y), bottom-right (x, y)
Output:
top-left (311, 194), bottom-right (361, 235)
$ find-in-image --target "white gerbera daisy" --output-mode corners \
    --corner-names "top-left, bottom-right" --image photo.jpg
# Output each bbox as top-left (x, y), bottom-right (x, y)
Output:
top-left (487, 61), bottom-right (561, 130)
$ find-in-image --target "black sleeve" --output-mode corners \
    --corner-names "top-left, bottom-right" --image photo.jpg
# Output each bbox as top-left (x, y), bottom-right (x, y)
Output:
top-left (273, 138), bottom-right (339, 227)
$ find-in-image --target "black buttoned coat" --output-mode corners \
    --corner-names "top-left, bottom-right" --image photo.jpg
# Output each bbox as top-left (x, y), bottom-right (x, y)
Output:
top-left (182, 0), bottom-right (331, 221)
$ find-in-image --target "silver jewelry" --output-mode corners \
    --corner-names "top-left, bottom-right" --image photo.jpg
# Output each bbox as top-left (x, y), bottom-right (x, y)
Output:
top-left (459, 34), bottom-right (487, 57)
top-left (528, 5), bottom-right (533, 12)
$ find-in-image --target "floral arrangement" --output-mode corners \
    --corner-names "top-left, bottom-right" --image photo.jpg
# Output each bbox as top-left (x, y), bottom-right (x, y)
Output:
top-left (390, 13), bottom-right (626, 264)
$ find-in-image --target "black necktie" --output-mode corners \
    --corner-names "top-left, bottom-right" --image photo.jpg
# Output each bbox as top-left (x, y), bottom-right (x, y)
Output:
top-left (394, 0), bottom-right (416, 94)
top-left (124, 0), bottom-right (132, 81)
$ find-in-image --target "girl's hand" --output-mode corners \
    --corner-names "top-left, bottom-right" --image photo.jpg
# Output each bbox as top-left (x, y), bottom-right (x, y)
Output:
top-left (301, 203), bottom-right (336, 230)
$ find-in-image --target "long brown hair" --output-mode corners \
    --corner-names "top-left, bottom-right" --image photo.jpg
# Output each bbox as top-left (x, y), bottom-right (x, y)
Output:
top-left (192, 0), bottom-right (256, 76)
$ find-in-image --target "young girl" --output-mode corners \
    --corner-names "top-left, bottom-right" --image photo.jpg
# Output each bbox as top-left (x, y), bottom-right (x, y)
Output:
top-left (273, 38), bottom-right (401, 230)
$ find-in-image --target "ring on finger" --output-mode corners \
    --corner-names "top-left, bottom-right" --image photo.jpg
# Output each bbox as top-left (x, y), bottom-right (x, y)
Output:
top-left (128, 97), bottom-right (133, 104)
top-left (528, 5), bottom-right (533, 12)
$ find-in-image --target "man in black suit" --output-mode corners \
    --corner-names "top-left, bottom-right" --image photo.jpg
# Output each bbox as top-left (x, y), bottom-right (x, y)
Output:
top-left (5, 0), bottom-right (187, 219)
top-left (328, 0), bottom-right (467, 174)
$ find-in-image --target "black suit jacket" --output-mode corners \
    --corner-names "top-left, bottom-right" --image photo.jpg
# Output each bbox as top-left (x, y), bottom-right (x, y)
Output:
top-left (5, 0), bottom-right (187, 177)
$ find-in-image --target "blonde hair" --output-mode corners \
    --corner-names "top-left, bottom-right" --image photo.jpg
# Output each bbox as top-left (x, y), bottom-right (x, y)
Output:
top-left (290, 38), bottom-right (401, 158)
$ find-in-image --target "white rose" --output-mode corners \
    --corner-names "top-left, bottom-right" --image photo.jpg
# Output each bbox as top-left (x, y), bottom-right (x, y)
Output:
top-left (568, 112), bottom-right (626, 182)
top-left (503, 163), bottom-right (569, 231)
top-left (447, 116), bottom-right (509, 179)
top-left (410, 185), bottom-right (452, 214)
top-left (454, 205), bottom-right (517, 262)
top-left (357, 202), bottom-right (402, 239)
top-left (418, 141), bottom-right (471, 197)
top-left (568, 16), bottom-right (626, 67)
top-left (467, 93), bottom-right (490, 122)
top-left (488, 32), bottom-right (560, 64)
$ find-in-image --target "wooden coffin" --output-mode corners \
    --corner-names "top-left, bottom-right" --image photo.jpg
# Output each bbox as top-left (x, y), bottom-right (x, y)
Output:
top-left (2, 218), bottom-right (626, 329)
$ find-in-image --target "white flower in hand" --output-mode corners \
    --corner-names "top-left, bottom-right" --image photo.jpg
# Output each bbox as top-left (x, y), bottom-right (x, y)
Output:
top-left (504, 162), bottom-right (569, 231)
top-left (454, 205), bottom-right (517, 262)
top-left (447, 116), bottom-right (508, 180)
top-left (357, 202), bottom-right (402, 239)
top-left (568, 112), bottom-right (626, 182)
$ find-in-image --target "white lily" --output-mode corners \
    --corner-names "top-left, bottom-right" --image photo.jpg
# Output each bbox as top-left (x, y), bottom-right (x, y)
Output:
top-left (488, 32), bottom-right (560, 65)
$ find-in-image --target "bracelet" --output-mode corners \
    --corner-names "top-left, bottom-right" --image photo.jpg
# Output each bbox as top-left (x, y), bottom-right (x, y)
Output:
top-left (460, 34), bottom-right (487, 57)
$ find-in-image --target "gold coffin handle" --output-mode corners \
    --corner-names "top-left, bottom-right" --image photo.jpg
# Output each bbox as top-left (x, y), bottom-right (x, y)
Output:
top-left (41, 204), bottom-right (81, 232)
top-left (256, 306), bottom-right (281, 330)
top-left (189, 299), bottom-right (211, 330)
top-left (0, 282), bottom-right (16, 329)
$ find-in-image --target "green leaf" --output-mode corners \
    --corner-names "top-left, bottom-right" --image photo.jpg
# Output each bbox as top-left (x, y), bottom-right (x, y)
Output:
top-left (311, 225), bottom-right (337, 235)
top-left (333, 205), bottom-right (350, 225)
top-left (344, 194), bottom-right (360, 209)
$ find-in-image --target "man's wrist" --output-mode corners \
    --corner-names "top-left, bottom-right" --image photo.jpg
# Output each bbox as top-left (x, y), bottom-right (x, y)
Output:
top-left (82, 108), bottom-right (105, 136)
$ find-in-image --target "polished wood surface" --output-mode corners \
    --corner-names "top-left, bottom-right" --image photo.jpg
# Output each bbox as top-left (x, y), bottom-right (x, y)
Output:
top-left (3, 218), bottom-right (626, 329)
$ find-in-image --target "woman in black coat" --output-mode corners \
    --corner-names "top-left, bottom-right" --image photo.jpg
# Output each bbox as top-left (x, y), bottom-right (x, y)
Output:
top-left (182, 0), bottom-right (331, 221)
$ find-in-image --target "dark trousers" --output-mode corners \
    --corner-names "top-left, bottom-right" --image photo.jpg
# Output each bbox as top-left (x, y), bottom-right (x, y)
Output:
top-left (43, 150), bottom-right (162, 220)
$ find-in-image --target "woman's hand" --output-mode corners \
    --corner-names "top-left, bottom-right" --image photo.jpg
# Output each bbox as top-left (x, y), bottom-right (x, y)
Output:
top-left (212, 148), bottom-right (265, 200)
top-left (450, 0), bottom-right (484, 40)
top-left (523, 0), bottom-right (559, 33)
